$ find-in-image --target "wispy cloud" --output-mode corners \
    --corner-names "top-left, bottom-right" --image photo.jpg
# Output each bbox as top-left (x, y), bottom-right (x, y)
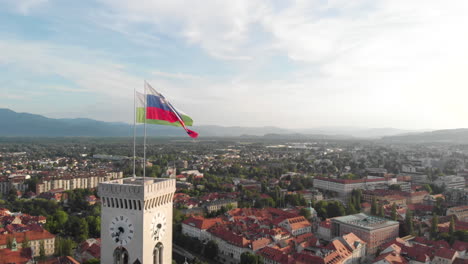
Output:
top-left (1, 0), bottom-right (468, 129)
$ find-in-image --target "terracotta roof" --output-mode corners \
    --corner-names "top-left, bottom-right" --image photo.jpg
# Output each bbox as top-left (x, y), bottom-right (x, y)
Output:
top-left (0, 229), bottom-right (55, 245)
top-left (182, 216), bottom-right (223, 230)
top-left (0, 247), bottom-right (33, 264)
top-left (452, 240), bottom-right (468, 252)
top-left (373, 252), bottom-right (408, 264)
top-left (435, 248), bottom-right (457, 260)
top-left (342, 232), bottom-right (365, 250)
top-left (258, 246), bottom-right (293, 264)
top-left (285, 216), bottom-right (311, 231)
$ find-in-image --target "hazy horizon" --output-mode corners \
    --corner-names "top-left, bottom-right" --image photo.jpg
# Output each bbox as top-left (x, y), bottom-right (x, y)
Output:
top-left (1, 1), bottom-right (468, 130)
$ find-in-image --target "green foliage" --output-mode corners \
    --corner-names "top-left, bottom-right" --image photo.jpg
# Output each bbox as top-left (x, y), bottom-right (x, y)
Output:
top-left (326, 201), bottom-right (346, 218)
top-left (39, 240), bottom-right (46, 260)
top-left (6, 235), bottom-right (13, 249)
top-left (350, 189), bottom-right (362, 211)
top-left (377, 204), bottom-right (384, 217)
top-left (422, 184), bottom-right (433, 194)
top-left (388, 184), bottom-right (401, 191)
top-left (433, 197), bottom-right (445, 216)
top-left (204, 240), bottom-right (219, 259)
top-left (405, 209), bottom-right (414, 236)
top-left (449, 216), bottom-right (455, 236)
top-left (55, 237), bottom-right (75, 257)
top-left (417, 222), bottom-right (423, 237)
top-left (83, 259), bottom-right (100, 264)
top-left (240, 252), bottom-right (263, 264)
top-left (391, 203), bottom-right (397, 221)
top-left (300, 208), bottom-right (311, 219)
top-left (431, 214), bottom-right (439, 239)
top-left (21, 234), bottom-right (30, 249)
top-left (346, 201), bottom-right (358, 215)
top-left (371, 197), bottom-right (377, 215)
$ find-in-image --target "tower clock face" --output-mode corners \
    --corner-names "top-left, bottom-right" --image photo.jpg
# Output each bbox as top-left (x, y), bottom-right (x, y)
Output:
top-left (109, 215), bottom-right (134, 246)
top-left (151, 212), bottom-right (167, 241)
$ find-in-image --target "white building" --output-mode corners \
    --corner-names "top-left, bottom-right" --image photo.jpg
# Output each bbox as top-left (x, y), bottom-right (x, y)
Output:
top-left (99, 177), bottom-right (175, 264)
top-left (434, 175), bottom-right (466, 190)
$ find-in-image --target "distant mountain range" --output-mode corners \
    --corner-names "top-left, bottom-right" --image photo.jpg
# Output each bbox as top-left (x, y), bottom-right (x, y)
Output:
top-left (382, 128), bottom-right (468, 143)
top-left (0, 108), bottom-right (457, 141)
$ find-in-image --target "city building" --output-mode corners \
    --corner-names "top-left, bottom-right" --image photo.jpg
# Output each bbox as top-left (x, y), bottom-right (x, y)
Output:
top-left (0, 229), bottom-right (55, 257)
top-left (434, 175), bottom-right (466, 190)
top-left (447, 205), bottom-right (468, 222)
top-left (313, 177), bottom-right (396, 199)
top-left (182, 216), bottom-right (223, 242)
top-left (35, 171), bottom-right (123, 194)
top-left (278, 216), bottom-right (312, 236)
top-left (203, 199), bottom-right (238, 213)
top-left (331, 213), bottom-right (399, 255)
top-left (99, 177), bottom-right (175, 264)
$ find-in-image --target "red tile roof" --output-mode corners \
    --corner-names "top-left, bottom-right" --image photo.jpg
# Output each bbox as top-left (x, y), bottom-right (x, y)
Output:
top-left (435, 248), bottom-right (457, 260)
top-left (452, 240), bottom-right (468, 252)
top-left (373, 252), bottom-right (408, 264)
top-left (182, 216), bottom-right (223, 230)
top-left (0, 247), bottom-right (32, 264)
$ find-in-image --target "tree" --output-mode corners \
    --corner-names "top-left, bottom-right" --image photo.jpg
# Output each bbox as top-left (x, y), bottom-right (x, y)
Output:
top-left (391, 203), bottom-right (397, 221)
top-left (327, 201), bottom-right (345, 218)
top-left (84, 259), bottom-right (100, 264)
top-left (449, 215), bottom-right (455, 237)
top-left (422, 184), bottom-right (433, 194)
top-left (346, 202), bottom-right (357, 215)
top-left (204, 240), bottom-right (219, 260)
top-left (6, 235), bottom-right (13, 249)
top-left (388, 184), bottom-right (401, 191)
top-left (405, 209), bottom-right (414, 235)
top-left (240, 252), bottom-right (262, 264)
top-left (378, 204), bottom-right (384, 217)
top-left (21, 234), bottom-right (30, 249)
top-left (371, 197), bottom-right (377, 215)
top-left (56, 237), bottom-right (74, 256)
top-left (300, 208), bottom-right (311, 219)
top-left (39, 240), bottom-right (46, 260)
top-left (431, 214), bottom-right (439, 239)
top-left (417, 222), bottom-right (423, 237)
top-left (7, 186), bottom-right (18, 202)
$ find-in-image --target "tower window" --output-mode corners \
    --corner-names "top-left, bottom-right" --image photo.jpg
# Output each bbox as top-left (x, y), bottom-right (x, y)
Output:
top-left (153, 243), bottom-right (164, 264)
top-left (113, 247), bottom-right (129, 264)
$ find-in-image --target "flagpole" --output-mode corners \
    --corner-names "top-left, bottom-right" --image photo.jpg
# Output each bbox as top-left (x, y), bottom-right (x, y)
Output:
top-left (132, 87), bottom-right (136, 178)
top-left (143, 81), bottom-right (147, 180)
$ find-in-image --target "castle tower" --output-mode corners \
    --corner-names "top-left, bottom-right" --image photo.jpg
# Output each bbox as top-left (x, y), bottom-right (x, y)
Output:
top-left (98, 177), bottom-right (175, 264)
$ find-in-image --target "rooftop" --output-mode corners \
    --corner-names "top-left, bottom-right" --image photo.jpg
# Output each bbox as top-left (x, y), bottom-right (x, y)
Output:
top-left (331, 213), bottom-right (399, 230)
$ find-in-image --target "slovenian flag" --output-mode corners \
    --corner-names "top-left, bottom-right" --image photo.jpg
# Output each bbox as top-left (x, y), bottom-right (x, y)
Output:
top-left (136, 82), bottom-right (198, 138)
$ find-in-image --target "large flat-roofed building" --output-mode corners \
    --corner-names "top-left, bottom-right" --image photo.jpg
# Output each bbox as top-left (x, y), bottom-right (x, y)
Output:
top-left (446, 205), bottom-right (468, 222)
top-left (434, 175), bottom-right (466, 190)
top-left (331, 213), bottom-right (399, 255)
top-left (313, 177), bottom-right (396, 199)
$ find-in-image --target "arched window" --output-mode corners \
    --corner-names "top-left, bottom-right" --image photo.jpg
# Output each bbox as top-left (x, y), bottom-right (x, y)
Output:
top-left (153, 243), bottom-right (164, 264)
top-left (113, 247), bottom-right (129, 264)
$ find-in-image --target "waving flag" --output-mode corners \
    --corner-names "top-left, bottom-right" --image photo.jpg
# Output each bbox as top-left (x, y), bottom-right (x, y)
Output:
top-left (136, 82), bottom-right (198, 138)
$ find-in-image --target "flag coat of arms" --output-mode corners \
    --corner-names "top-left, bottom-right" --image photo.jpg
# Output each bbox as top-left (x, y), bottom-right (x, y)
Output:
top-left (136, 82), bottom-right (198, 138)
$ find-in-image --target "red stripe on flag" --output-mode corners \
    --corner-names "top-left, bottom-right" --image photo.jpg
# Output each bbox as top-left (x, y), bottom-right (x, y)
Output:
top-left (146, 107), bottom-right (179, 123)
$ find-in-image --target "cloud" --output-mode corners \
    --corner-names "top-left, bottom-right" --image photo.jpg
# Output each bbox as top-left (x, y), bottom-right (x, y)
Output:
top-left (4, 0), bottom-right (50, 15)
top-left (2, 0), bottom-right (468, 129)
top-left (152, 70), bottom-right (204, 81)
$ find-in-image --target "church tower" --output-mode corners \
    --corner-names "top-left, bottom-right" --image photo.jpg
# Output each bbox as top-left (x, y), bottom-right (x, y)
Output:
top-left (99, 177), bottom-right (175, 264)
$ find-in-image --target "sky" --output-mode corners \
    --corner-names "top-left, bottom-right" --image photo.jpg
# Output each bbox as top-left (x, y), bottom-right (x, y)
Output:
top-left (1, 0), bottom-right (468, 130)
